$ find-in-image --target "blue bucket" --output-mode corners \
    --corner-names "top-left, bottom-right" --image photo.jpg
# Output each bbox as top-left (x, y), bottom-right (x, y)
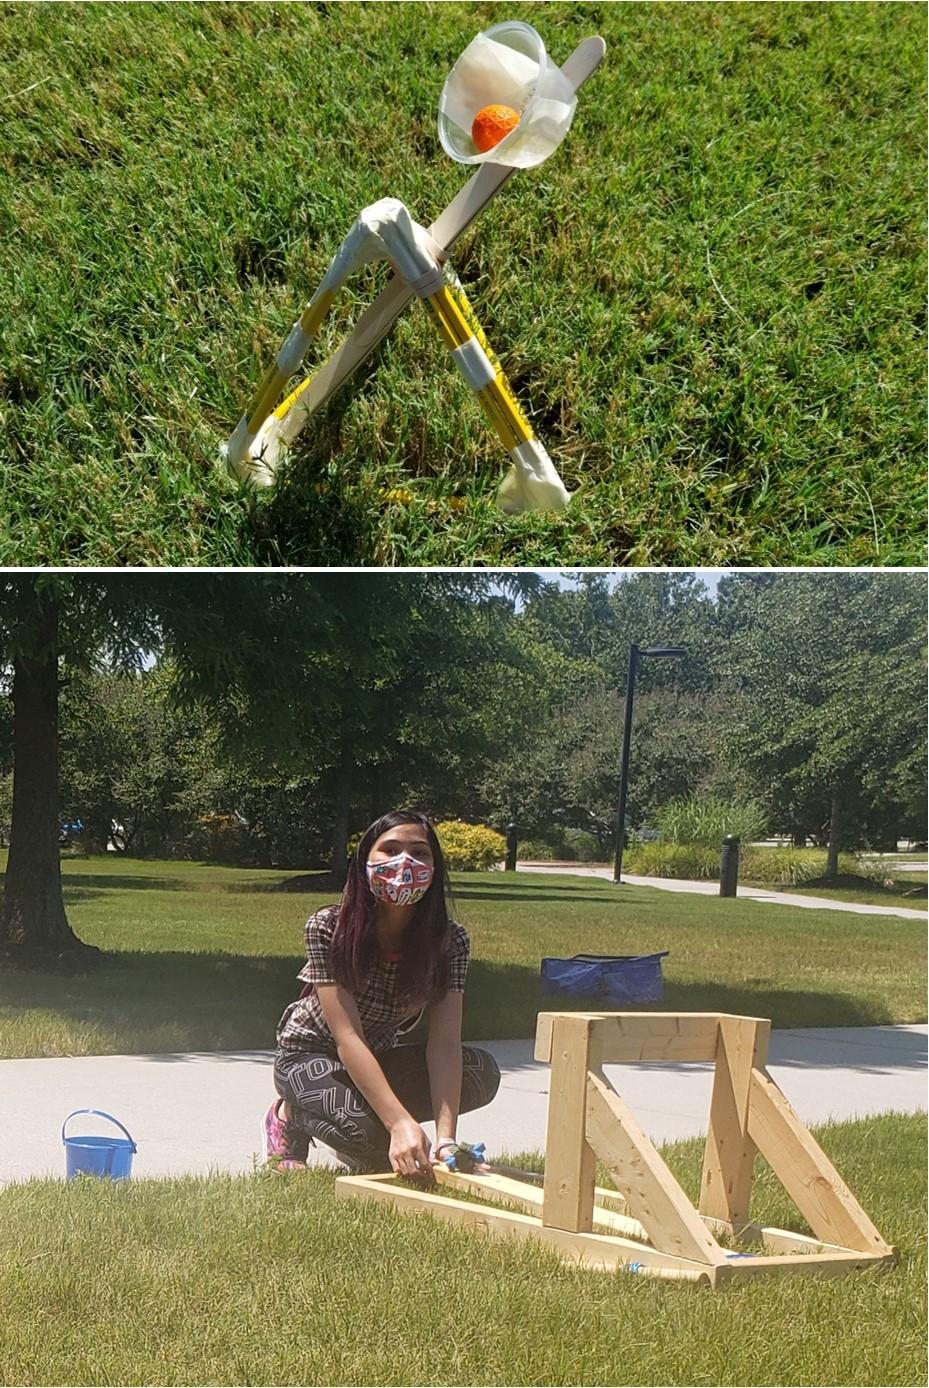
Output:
top-left (62, 1109), bottom-right (137, 1181)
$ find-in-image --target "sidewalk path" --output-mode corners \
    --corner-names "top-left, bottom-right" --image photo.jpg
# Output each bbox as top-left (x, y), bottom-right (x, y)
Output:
top-left (515, 863), bottom-right (928, 921)
top-left (2, 1025), bottom-right (924, 1186)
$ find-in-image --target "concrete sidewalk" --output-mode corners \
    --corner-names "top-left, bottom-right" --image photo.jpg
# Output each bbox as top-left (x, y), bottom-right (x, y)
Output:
top-left (3, 1025), bottom-right (924, 1187)
top-left (516, 863), bottom-right (928, 921)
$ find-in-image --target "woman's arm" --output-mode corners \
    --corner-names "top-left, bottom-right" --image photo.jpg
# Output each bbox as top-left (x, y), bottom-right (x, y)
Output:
top-left (425, 989), bottom-right (463, 1150)
top-left (315, 982), bottom-right (431, 1176)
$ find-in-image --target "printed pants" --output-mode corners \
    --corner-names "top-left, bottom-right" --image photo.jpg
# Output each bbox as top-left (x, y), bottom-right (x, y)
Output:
top-left (274, 1042), bottom-right (501, 1169)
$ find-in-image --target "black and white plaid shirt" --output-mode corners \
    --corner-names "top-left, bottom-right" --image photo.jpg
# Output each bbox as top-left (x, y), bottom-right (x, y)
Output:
top-left (276, 905), bottom-right (471, 1056)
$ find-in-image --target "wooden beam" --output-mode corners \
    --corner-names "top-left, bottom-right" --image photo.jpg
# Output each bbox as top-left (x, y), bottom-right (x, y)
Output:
top-left (535, 1011), bottom-right (609, 1062)
top-left (586, 1070), bottom-right (727, 1267)
top-left (335, 1173), bottom-right (721, 1284)
top-left (719, 1250), bottom-right (896, 1281)
top-left (542, 1015), bottom-right (599, 1233)
top-left (701, 1216), bottom-right (866, 1258)
top-left (700, 1015), bottom-right (770, 1224)
top-left (434, 1167), bottom-right (650, 1242)
top-left (590, 1012), bottom-right (724, 1064)
top-left (747, 1067), bottom-right (896, 1256)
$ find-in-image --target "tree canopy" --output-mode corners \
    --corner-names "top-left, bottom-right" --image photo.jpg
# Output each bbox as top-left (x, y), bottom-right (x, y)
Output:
top-left (0, 571), bottom-right (924, 958)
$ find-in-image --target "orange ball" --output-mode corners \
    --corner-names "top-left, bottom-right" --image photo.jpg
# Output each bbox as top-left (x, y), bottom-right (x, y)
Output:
top-left (471, 103), bottom-right (520, 153)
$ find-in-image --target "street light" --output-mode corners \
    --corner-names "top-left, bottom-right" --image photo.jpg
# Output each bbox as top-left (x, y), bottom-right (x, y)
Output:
top-left (613, 643), bottom-right (687, 883)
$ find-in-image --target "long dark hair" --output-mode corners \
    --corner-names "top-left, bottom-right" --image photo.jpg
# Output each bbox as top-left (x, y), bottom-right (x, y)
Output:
top-left (329, 810), bottom-right (453, 1001)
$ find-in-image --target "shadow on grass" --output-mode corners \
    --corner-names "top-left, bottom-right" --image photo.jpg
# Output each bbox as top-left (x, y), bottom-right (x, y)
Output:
top-left (0, 952), bottom-right (920, 1062)
top-left (58, 874), bottom-right (334, 901)
top-left (452, 884), bottom-right (624, 904)
top-left (245, 364), bottom-right (392, 566)
top-left (464, 961), bottom-right (914, 1048)
top-left (59, 874), bottom-right (192, 892)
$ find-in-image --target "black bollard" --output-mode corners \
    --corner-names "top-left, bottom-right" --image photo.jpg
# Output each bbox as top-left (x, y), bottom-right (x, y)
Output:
top-left (505, 822), bottom-right (518, 873)
top-left (720, 835), bottom-right (740, 897)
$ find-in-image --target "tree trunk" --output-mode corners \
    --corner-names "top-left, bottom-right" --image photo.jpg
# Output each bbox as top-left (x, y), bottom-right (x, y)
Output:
top-left (825, 792), bottom-right (841, 880)
top-left (0, 597), bottom-right (90, 957)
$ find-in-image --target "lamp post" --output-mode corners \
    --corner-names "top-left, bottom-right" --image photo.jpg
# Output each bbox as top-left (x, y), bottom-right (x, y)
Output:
top-left (613, 643), bottom-right (687, 883)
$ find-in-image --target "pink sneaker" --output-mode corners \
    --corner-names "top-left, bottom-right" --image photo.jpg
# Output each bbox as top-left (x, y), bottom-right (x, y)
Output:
top-left (262, 1100), bottom-right (309, 1168)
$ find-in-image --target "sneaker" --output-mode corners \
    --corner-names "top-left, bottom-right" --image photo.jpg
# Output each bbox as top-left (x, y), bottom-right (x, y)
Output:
top-left (262, 1100), bottom-right (310, 1166)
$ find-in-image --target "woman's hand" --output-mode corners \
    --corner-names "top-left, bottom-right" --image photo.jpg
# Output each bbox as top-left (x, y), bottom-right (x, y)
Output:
top-left (389, 1117), bottom-right (433, 1177)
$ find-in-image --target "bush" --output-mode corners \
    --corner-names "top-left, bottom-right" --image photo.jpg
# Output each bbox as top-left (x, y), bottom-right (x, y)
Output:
top-left (517, 839), bottom-right (557, 861)
top-left (188, 813), bottom-right (251, 865)
top-left (624, 841), bottom-right (722, 879)
top-left (741, 847), bottom-right (858, 886)
top-left (563, 829), bottom-right (603, 862)
top-left (516, 830), bottom-right (604, 862)
top-left (655, 794), bottom-right (767, 846)
top-left (625, 841), bottom-right (859, 886)
top-left (435, 821), bottom-right (507, 871)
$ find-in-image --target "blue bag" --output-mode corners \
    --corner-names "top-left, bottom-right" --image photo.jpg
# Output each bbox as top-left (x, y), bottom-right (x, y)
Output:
top-left (540, 952), bottom-right (669, 1002)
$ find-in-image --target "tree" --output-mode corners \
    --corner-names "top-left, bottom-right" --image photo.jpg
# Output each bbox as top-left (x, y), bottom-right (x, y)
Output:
top-left (718, 573), bottom-right (927, 871)
top-left (0, 576), bottom-right (160, 957)
top-left (0, 571), bottom-right (533, 957)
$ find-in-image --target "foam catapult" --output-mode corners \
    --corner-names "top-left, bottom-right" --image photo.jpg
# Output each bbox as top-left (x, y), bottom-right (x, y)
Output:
top-left (335, 1012), bottom-right (898, 1289)
top-left (223, 22), bottom-right (606, 512)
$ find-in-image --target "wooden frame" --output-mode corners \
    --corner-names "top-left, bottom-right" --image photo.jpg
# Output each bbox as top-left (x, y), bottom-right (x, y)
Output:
top-left (335, 1011), bottom-right (898, 1289)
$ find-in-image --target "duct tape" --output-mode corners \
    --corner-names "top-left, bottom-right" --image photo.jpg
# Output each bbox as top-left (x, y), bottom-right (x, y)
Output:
top-left (405, 264), bottom-right (447, 299)
top-left (450, 336), bottom-right (497, 390)
top-left (275, 324), bottom-right (309, 378)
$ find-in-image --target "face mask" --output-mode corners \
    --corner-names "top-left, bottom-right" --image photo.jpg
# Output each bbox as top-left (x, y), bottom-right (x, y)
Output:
top-left (366, 852), bottom-right (434, 906)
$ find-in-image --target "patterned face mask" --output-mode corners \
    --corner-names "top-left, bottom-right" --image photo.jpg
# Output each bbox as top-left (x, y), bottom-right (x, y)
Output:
top-left (366, 852), bottom-right (434, 906)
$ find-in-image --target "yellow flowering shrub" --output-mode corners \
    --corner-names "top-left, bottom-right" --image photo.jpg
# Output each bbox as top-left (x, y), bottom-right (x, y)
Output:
top-left (436, 820), bottom-right (507, 871)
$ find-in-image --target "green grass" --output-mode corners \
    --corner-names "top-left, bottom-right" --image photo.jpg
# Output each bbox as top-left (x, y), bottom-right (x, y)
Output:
top-left (1, 2), bottom-right (924, 565)
top-left (0, 855), bottom-right (925, 1058)
top-left (0, 1113), bottom-right (924, 1385)
top-left (787, 882), bottom-right (927, 911)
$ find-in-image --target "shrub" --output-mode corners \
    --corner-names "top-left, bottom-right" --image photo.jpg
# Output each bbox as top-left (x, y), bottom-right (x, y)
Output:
top-left (625, 841), bottom-right (859, 886)
top-left (740, 847), bottom-right (858, 886)
top-left (517, 839), bottom-right (557, 861)
top-left (188, 813), bottom-right (251, 865)
top-left (435, 821), bottom-right (507, 871)
top-left (624, 841), bottom-right (722, 880)
top-left (563, 829), bottom-right (603, 862)
top-left (655, 795), bottom-right (767, 846)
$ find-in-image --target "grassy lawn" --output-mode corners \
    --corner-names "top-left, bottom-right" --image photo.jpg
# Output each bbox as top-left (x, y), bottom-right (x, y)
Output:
top-left (0, 855), bottom-right (925, 1058)
top-left (1, 2), bottom-right (924, 566)
top-left (0, 1112), bottom-right (924, 1385)
top-left (786, 881), bottom-right (927, 911)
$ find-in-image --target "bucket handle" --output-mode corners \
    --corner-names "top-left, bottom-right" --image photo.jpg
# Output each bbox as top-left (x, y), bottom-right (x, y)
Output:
top-left (61, 1109), bottom-right (137, 1153)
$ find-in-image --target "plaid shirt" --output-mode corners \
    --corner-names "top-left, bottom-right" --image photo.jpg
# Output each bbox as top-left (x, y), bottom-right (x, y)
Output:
top-left (276, 904), bottom-right (470, 1056)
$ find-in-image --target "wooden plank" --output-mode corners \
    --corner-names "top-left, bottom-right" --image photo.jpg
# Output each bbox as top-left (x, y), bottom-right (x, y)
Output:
top-left (434, 1167), bottom-right (650, 1243)
top-left (534, 1011), bottom-right (611, 1062)
top-left (719, 1250), bottom-right (896, 1281)
top-left (701, 1216), bottom-right (864, 1257)
top-left (755, 1226), bottom-right (862, 1257)
top-left (542, 1015), bottom-right (598, 1233)
top-left (747, 1068), bottom-right (896, 1256)
top-left (534, 1011), bottom-right (556, 1062)
top-left (700, 1015), bottom-right (770, 1224)
top-left (586, 1070), bottom-right (727, 1266)
top-left (591, 1013), bottom-right (724, 1064)
top-left (335, 1174), bottom-right (720, 1284)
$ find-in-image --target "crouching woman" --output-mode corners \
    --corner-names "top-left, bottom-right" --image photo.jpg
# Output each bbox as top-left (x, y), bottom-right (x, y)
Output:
top-left (264, 810), bottom-right (501, 1174)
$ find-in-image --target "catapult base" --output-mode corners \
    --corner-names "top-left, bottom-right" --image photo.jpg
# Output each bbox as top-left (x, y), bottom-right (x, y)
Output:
top-left (335, 1011), bottom-right (898, 1289)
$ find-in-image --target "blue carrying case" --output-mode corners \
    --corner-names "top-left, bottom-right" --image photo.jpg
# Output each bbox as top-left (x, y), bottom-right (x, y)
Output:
top-left (540, 952), bottom-right (669, 1002)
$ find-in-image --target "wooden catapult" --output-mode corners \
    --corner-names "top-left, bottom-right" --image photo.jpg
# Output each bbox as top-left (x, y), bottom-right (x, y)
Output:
top-left (335, 1012), bottom-right (897, 1288)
